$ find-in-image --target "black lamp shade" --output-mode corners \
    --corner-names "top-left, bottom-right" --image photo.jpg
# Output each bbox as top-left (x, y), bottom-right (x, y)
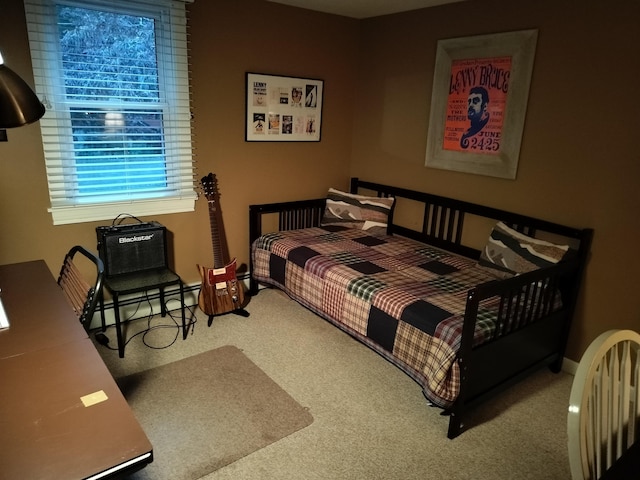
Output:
top-left (0, 63), bottom-right (45, 128)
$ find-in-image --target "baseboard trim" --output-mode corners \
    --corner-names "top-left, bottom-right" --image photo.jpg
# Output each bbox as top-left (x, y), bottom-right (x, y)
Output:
top-left (561, 357), bottom-right (578, 376)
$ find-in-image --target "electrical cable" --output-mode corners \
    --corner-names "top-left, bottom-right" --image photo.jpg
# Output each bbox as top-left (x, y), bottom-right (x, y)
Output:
top-left (111, 213), bottom-right (144, 226)
top-left (94, 292), bottom-right (197, 353)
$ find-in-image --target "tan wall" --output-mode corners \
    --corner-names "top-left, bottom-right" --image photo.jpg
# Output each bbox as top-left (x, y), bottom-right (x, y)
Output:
top-left (188, 0), bottom-right (358, 277)
top-left (351, 0), bottom-right (640, 360)
top-left (1, 0), bottom-right (638, 361)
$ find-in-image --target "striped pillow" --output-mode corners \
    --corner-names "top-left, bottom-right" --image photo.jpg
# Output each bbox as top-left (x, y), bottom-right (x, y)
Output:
top-left (478, 221), bottom-right (569, 276)
top-left (320, 188), bottom-right (394, 236)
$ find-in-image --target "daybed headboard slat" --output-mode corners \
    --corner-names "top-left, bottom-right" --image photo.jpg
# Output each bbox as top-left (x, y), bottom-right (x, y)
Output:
top-left (423, 205), bottom-right (464, 245)
top-left (507, 223), bottom-right (536, 236)
top-left (249, 199), bottom-right (326, 249)
top-left (448, 208), bottom-right (464, 244)
top-left (351, 177), bottom-right (588, 243)
top-left (278, 204), bottom-right (325, 231)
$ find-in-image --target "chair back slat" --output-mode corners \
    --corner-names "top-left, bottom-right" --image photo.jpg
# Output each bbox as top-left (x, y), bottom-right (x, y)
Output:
top-left (57, 246), bottom-right (104, 330)
top-left (60, 257), bottom-right (90, 313)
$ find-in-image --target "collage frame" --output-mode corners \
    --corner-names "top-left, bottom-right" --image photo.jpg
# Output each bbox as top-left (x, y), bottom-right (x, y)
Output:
top-left (245, 72), bottom-right (324, 142)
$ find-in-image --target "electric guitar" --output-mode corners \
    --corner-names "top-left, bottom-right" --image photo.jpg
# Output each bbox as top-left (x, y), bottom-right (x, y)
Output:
top-left (197, 173), bottom-right (248, 325)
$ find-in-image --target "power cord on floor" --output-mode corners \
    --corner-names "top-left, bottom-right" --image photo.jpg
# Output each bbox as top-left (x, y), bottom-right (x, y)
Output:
top-left (94, 292), bottom-right (198, 353)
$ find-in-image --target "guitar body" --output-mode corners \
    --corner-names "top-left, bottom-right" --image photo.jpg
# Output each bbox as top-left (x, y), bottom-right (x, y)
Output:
top-left (197, 172), bottom-right (249, 324)
top-left (197, 258), bottom-right (245, 316)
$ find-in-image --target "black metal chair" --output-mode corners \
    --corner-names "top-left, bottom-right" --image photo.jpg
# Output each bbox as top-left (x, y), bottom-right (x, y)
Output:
top-left (100, 268), bottom-right (186, 357)
top-left (57, 245), bottom-right (104, 332)
top-left (94, 221), bottom-right (188, 357)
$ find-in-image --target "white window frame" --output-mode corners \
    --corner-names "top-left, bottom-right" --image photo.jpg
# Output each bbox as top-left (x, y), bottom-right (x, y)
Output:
top-left (24, 0), bottom-right (196, 225)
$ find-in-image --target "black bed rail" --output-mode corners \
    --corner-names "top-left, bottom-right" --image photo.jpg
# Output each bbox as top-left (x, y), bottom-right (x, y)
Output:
top-left (249, 198), bottom-right (326, 294)
top-left (393, 224), bottom-right (479, 259)
top-left (469, 260), bottom-right (579, 341)
top-left (446, 258), bottom-right (584, 438)
top-left (249, 198), bottom-right (325, 240)
top-left (351, 178), bottom-right (586, 242)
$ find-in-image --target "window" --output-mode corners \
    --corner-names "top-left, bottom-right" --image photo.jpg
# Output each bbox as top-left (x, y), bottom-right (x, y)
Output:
top-left (24, 0), bottom-right (196, 225)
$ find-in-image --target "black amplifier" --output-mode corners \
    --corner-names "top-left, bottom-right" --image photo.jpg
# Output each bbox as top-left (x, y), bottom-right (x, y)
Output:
top-left (96, 221), bottom-right (168, 277)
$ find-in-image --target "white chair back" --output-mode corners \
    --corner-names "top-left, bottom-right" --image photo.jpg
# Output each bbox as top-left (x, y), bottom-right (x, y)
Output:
top-left (568, 329), bottom-right (640, 479)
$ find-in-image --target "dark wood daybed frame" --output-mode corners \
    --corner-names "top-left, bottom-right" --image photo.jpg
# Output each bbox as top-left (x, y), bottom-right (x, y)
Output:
top-left (248, 178), bottom-right (593, 438)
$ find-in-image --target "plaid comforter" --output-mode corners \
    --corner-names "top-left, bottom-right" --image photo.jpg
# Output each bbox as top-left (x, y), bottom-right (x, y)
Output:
top-left (251, 225), bottom-right (510, 408)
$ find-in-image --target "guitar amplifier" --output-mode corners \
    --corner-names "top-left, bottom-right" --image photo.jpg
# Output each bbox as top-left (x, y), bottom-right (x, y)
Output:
top-left (96, 221), bottom-right (168, 277)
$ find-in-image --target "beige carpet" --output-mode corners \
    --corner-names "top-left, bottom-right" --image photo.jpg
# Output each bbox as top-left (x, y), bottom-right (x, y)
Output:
top-left (94, 288), bottom-right (573, 479)
top-left (117, 345), bottom-right (313, 480)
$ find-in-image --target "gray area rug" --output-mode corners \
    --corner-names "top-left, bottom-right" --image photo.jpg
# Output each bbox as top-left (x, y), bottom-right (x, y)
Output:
top-left (118, 345), bottom-right (314, 480)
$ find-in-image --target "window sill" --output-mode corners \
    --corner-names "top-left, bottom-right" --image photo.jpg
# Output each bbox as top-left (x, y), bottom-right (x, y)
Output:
top-left (49, 195), bottom-right (197, 225)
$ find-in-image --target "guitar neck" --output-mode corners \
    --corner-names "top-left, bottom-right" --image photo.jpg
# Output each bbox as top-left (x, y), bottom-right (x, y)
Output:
top-left (209, 200), bottom-right (231, 269)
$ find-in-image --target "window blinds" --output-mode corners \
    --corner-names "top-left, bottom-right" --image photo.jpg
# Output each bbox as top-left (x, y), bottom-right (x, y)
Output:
top-left (24, 0), bottom-right (196, 225)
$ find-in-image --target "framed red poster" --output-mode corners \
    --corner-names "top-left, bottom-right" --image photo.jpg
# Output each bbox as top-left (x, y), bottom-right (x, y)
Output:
top-left (425, 30), bottom-right (538, 179)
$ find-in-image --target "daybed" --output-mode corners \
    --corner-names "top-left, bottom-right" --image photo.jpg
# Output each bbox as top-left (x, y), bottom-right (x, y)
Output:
top-left (249, 178), bottom-right (593, 438)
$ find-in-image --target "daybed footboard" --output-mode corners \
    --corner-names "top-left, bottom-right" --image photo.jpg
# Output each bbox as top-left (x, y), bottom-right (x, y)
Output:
top-left (447, 259), bottom-right (583, 438)
top-left (249, 178), bottom-right (593, 439)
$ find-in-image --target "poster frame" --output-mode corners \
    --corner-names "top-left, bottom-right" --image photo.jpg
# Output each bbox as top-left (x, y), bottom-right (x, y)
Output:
top-left (245, 72), bottom-right (324, 142)
top-left (424, 30), bottom-right (538, 179)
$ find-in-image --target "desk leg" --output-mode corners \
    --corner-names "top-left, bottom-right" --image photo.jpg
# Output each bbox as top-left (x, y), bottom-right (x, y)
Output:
top-left (112, 294), bottom-right (125, 358)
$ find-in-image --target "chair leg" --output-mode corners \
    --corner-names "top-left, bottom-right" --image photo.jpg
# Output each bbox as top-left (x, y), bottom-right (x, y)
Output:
top-left (179, 282), bottom-right (187, 339)
top-left (112, 294), bottom-right (125, 358)
top-left (159, 287), bottom-right (167, 317)
top-left (99, 294), bottom-right (107, 332)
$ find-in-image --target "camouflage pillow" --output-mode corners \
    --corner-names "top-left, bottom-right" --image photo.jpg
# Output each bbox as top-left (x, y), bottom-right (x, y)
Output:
top-left (478, 221), bottom-right (569, 276)
top-left (320, 188), bottom-right (394, 236)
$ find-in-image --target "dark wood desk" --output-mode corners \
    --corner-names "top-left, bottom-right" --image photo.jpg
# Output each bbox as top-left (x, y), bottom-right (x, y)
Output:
top-left (0, 260), bottom-right (87, 359)
top-left (0, 260), bottom-right (152, 479)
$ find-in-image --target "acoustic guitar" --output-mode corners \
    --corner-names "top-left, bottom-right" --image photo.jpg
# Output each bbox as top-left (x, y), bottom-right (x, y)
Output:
top-left (197, 173), bottom-right (248, 325)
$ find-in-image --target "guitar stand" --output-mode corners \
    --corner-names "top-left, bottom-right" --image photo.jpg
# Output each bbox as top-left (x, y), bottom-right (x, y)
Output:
top-left (207, 307), bottom-right (250, 327)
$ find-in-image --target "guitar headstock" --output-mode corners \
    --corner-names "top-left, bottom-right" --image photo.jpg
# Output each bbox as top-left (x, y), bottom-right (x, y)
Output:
top-left (200, 173), bottom-right (219, 203)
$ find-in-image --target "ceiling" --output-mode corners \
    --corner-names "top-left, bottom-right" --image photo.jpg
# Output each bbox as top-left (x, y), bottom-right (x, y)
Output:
top-left (266, 0), bottom-right (466, 19)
